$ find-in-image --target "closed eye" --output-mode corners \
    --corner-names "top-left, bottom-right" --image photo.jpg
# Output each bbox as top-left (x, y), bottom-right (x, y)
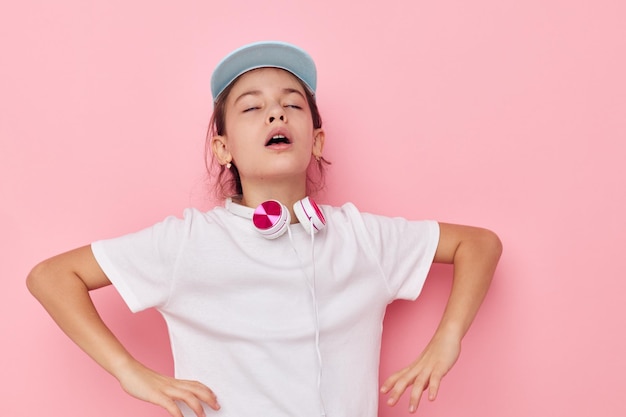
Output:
top-left (285, 104), bottom-right (302, 109)
top-left (243, 107), bottom-right (260, 113)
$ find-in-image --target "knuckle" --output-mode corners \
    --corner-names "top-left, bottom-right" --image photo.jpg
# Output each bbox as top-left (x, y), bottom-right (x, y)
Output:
top-left (392, 378), bottom-right (409, 392)
top-left (413, 375), bottom-right (430, 391)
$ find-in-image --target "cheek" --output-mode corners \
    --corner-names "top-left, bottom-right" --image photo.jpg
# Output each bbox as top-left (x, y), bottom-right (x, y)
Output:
top-left (227, 140), bottom-right (245, 163)
top-left (226, 135), bottom-right (259, 167)
top-left (222, 120), bottom-right (250, 156)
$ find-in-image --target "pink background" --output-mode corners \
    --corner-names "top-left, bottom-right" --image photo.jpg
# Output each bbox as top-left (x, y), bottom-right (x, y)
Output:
top-left (2, 0), bottom-right (625, 416)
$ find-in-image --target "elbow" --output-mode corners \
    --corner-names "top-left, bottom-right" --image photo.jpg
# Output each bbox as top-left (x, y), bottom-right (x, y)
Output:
top-left (478, 228), bottom-right (503, 264)
top-left (437, 223), bottom-right (503, 265)
top-left (26, 260), bottom-right (50, 299)
top-left (26, 258), bottom-right (69, 300)
top-left (486, 228), bottom-right (503, 257)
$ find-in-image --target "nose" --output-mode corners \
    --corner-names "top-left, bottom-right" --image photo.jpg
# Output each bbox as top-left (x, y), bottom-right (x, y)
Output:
top-left (267, 104), bottom-right (286, 124)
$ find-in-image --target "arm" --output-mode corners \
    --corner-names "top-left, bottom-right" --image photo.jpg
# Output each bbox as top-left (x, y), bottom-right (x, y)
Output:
top-left (26, 245), bottom-right (220, 417)
top-left (380, 223), bottom-right (502, 413)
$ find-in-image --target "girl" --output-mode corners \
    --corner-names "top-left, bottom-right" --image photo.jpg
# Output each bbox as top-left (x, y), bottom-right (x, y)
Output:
top-left (27, 41), bottom-right (502, 417)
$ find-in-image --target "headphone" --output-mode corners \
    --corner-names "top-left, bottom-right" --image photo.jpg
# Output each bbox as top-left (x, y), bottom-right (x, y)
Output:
top-left (225, 197), bottom-right (326, 239)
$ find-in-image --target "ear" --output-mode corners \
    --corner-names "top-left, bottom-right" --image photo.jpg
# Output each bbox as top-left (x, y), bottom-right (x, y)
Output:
top-left (312, 128), bottom-right (325, 158)
top-left (211, 135), bottom-right (232, 165)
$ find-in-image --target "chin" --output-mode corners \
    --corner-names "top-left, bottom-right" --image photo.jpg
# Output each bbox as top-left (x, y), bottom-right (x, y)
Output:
top-left (261, 166), bottom-right (308, 181)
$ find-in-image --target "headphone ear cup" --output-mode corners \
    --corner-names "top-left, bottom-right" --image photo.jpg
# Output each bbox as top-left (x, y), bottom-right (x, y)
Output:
top-left (252, 200), bottom-right (291, 239)
top-left (293, 197), bottom-right (326, 234)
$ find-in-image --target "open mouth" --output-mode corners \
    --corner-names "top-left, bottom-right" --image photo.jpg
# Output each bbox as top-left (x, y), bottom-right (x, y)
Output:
top-left (265, 134), bottom-right (291, 146)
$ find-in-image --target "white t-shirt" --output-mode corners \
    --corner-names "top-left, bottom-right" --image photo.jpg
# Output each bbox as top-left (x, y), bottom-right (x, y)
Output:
top-left (91, 202), bottom-right (439, 417)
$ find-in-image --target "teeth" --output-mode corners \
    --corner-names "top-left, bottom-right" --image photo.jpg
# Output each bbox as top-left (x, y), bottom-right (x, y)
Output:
top-left (267, 134), bottom-right (290, 145)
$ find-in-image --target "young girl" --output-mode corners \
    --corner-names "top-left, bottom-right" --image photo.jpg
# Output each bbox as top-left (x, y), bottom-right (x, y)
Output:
top-left (27, 41), bottom-right (502, 417)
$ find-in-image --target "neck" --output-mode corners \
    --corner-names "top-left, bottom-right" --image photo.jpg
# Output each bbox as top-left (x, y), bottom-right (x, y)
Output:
top-left (238, 179), bottom-right (308, 224)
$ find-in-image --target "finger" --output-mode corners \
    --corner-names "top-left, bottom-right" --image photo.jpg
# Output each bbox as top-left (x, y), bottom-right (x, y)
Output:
top-left (408, 376), bottom-right (429, 413)
top-left (174, 389), bottom-right (207, 417)
top-left (185, 381), bottom-right (220, 410)
top-left (428, 371), bottom-right (443, 401)
top-left (380, 370), bottom-right (403, 394)
top-left (165, 380), bottom-right (220, 417)
top-left (158, 397), bottom-right (184, 417)
top-left (384, 373), bottom-right (415, 407)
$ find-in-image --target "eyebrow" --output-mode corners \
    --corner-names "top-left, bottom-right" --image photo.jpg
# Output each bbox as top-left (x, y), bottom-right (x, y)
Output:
top-left (233, 88), bottom-right (306, 105)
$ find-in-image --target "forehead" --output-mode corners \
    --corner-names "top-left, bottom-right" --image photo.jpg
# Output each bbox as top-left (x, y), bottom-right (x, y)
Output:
top-left (227, 67), bottom-right (305, 98)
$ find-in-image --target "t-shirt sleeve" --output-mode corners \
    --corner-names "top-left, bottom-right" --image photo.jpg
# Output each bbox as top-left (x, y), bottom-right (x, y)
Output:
top-left (356, 208), bottom-right (440, 301)
top-left (90, 210), bottom-right (192, 313)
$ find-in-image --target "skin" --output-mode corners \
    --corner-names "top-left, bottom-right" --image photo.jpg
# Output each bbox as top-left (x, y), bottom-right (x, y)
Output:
top-left (27, 67), bottom-right (502, 416)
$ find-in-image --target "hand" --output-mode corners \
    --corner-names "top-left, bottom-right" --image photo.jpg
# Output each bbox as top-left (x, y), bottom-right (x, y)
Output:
top-left (116, 360), bottom-right (220, 417)
top-left (380, 332), bottom-right (461, 413)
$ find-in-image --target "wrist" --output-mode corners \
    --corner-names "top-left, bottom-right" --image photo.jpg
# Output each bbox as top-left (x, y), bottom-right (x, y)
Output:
top-left (433, 322), bottom-right (465, 344)
top-left (107, 352), bottom-right (142, 381)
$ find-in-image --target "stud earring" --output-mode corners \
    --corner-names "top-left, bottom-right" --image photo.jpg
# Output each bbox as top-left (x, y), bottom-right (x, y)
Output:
top-left (226, 162), bottom-right (232, 169)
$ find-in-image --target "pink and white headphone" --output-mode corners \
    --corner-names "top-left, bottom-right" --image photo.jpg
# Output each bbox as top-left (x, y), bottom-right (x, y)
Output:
top-left (226, 197), bottom-right (326, 239)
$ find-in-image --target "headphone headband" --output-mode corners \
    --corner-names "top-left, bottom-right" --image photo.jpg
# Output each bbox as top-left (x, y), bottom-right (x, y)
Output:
top-left (225, 198), bottom-right (254, 219)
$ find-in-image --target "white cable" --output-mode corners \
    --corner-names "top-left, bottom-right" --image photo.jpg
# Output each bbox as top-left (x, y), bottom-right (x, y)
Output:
top-left (286, 226), bottom-right (327, 417)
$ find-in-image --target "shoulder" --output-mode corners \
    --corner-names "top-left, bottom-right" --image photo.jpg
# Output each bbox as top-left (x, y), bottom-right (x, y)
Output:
top-left (169, 206), bottom-right (235, 227)
top-left (112, 206), bottom-right (235, 241)
top-left (318, 202), bottom-right (374, 235)
top-left (319, 202), bottom-right (360, 223)
top-left (320, 202), bottom-right (439, 247)
top-left (321, 202), bottom-right (437, 230)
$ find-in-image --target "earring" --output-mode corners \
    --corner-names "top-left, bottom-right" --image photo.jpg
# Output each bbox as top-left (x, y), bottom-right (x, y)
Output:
top-left (226, 162), bottom-right (232, 169)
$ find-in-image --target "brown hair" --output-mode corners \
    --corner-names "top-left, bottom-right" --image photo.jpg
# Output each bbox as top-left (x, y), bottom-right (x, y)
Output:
top-left (205, 74), bottom-right (330, 199)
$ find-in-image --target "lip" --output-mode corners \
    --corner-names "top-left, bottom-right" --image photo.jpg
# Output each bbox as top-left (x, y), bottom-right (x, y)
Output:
top-left (264, 127), bottom-right (293, 150)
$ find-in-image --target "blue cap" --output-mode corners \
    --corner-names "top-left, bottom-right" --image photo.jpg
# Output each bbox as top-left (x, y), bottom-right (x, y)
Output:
top-left (210, 41), bottom-right (317, 102)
